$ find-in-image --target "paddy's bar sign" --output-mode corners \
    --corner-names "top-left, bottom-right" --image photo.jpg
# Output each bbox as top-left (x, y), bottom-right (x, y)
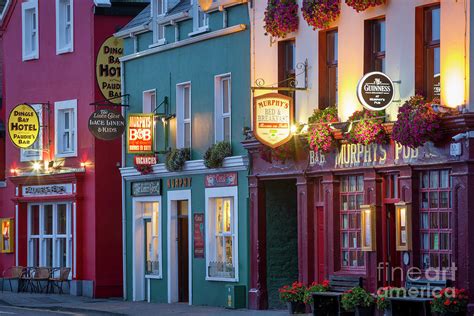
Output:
top-left (357, 72), bottom-right (394, 111)
top-left (96, 36), bottom-right (123, 104)
top-left (253, 93), bottom-right (293, 148)
top-left (88, 109), bottom-right (125, 140)
top-left (8, 104), bottom-right (40, 149)
top-left (127, 114), bottom-right (154, 154)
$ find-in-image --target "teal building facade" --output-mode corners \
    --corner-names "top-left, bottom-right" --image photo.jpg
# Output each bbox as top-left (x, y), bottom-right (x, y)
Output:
top-left (117, 0), bottom-right (250, 307)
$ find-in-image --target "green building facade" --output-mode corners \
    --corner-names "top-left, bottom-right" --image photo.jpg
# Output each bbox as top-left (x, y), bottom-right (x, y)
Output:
top-left (117, 0), bottom-right (250, 307)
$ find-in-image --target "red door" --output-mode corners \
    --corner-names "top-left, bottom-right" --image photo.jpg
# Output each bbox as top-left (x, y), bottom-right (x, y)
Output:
top-left (316, 206), bottom-right (325, 282)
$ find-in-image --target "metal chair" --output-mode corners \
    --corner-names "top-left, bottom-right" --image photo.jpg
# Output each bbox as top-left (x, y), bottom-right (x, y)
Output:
top-left (2, 266), bottom-right (24, 292)
top-left (30, 267), bottom-right (50, 293)
top-left (48, 267), bottom-right (71, 294)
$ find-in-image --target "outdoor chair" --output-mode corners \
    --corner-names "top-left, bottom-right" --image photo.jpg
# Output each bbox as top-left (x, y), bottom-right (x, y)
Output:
top-left (2, 266), bottom-right (24, 292)
top-left (30, 267), bottom-right (50, 293)
top-left (48, 267), bottom-right (71, 294)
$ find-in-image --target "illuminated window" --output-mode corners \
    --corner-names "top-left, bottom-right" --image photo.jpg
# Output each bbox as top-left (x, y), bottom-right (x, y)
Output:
top-left (365, 18), bottom-right (385, 73)
top-left (22, 0), bottom-right (39, 61)
top-left (215, 74), bottom-right (231, 143)
top-left (176, 83), bottom-right (191, 149)
top-left (340, 175), bottom-right (365, 269)
top-left (420, 170), bottom-right (452, 270)
top-left (56, 0), bottom-right (73, 54)
top-left (21, 104), bottom-right (43, 162)
top-left (142, 201), bottom-right (160, 276)
top-left (319, 29), bottom-right (338, 108)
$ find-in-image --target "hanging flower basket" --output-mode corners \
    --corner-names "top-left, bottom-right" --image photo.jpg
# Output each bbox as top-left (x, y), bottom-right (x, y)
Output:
top-left (307, 107), bottom-right (339, 153)
top-left (135, 164), bottom-right (153, 175)
top-left (344, 109), bottom-right (387, 146)
top-left (165, 148), bottom-right (190, 172)
top-left (392, 95), bottom-right (442, 148)
top-left (204, 141), bottom-right (232, 169)
top-left (302, 0), bottom-right (340, 30)
top-left (345, 0), bottom-right (386, 12)
top-left (264, 0), bottom-right (299, 38)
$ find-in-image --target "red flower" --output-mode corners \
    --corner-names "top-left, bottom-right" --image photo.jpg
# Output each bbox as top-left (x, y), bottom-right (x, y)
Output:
top-left (444, 299), bottom-right (451, 306)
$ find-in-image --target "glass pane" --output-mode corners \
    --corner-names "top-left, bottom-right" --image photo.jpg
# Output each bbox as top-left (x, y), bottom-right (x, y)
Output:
top-left (440, 233), bottom-right (449, 250)
top-left (225, 236), bottom-right (233, 265)
top-left (422, 233), bottom-right (429, 249)
top-left (31, 205), bottom-right (40, 235)
top-left (440, 170), bottom-right (449, 188)
top-left (349, 176), bottom-right (357, 192)
top-left (342, 251), bottom-right (349, 266)
top-left (341, 196), bottom-right (348, 211)
top-left (30, 238), bottom-right (40, 267)
top-left (431, 8), bottom-right (440, 41)
top-left (356, 195), bottom-right (363, 209)
top-left (223, 117), bottom-right (230, 142)
top-left (57, 204), bottom-right (67, 234)
top-left (357, 176), bottom-right (364, 192)
top-left (430, 233), bottom-right (439, 250)
top-left (184, 87), bottom-right (190, 120)
top-left (430, 213), bottom-right (439, 229)
top-left (350, 232), bottom-right (358, 248)
top-left (223, 199), bottom-right (231, 233)
top-left (342, 215), bottom-right (348, 229)
top-left (216, 236), bottom-right (223, 262)
top-left (348, 195), bottom-right (356, 210)
top-left (44, 205), bottom-right (53, 235)
top-left (393, 175), bottom-right (398, 198)
top-left (357, 251), bottom-right (364, 266)
top-left (440, 254), bottom-right (450, 268)
top-left (58, 238), bottom-right (67, 267)
top-left (421, 213), bottom-right (429, 229)
top-left (429, 192), bottom-right (439, 208)
top-left (421, 192), bottom-right (429, 209)
top-left (439, 192), bottom-right (449, 209)
top-left (45, 238), bottom-right (53, 267)
top-left (430, 171), bottom-right (439, 188)
top-left (439, 212), bottom-right (449, 229)
top-left (422, 172), bottom-right (429, 188)
top-left (178, 200), bottom-right (188, 216)
top-left (216, 199), bottom-right (223, 234)
top-left (342, 232), bottom-right (349, 248)
top-left (349, 251), bottom-right (357, 267)
top-left (379, 20), bottom-right (386, 52)
top-left (349, 214), bottom-right (357, 229)
top-left (430, 253), bottom-right (440, 268)
top-left (341, 177), bottom-right (348, 193)
top-left (422, 254), bottom-right (430, 269)
top-left (184, 123), bottom-right (191, 148)
top-left (145, 221), bottom-right (152, 274)
top-left (223, 79), bottom-right (230, 114)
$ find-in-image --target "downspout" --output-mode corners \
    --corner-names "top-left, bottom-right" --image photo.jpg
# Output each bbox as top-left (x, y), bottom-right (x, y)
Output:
top-left (121, 59), bottom-right (127, 300)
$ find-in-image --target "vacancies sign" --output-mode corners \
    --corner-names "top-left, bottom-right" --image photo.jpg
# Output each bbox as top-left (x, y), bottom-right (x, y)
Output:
top-left (253, 93), bottom-right (293, 148)
top-left (96, 36), bottom-right (123, 104)
top-left (8, 104), bottom-right (40, 149)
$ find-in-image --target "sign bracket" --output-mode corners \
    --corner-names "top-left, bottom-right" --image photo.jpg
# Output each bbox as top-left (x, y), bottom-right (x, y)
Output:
top-left (251, 59), bottom-right (309, 92)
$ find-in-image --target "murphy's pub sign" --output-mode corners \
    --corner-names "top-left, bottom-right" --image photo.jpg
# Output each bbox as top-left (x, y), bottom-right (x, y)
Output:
top-left (253, 93), bottom-right (293, 148)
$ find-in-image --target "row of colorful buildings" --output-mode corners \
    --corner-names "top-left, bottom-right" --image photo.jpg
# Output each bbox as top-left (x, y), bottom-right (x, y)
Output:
top-left (1, 0), bottom-right (474, 313)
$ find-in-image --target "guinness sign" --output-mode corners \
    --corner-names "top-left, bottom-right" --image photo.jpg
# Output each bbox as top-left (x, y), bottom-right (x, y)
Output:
top-left (357, 72), bottom-right (394, 111)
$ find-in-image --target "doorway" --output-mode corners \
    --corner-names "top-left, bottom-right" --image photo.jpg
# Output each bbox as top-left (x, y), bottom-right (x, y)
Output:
top-left (177, 200), bottom-right (189, 302)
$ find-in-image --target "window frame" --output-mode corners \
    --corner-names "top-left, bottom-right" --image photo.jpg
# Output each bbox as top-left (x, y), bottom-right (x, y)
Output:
top-left (214, 73), bottom-right (232, 143)
top-left (190, 0), bottom-right (209, 36)
top-left (364, 17), bottom-right (385, 73)
top-left (152, 0), bottom-right (167, 45)
top-left (176, 82), bottom-right (192, 150)
top-left (56, 0), bottom-right (74, 54)
top-left (20, 104), bottom-right (43, 162)
top-left (22, 0), bottom-right (39, 61)
top-left (205, 186), bottom-right (239, 282)
top-left (318, 28), bottom-right (338, 109)
top-left (54, 99), bottom-right (78, 158)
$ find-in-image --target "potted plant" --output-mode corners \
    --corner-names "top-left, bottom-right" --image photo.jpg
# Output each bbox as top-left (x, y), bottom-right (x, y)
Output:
top-left (204, 141), bottom-right (232, 168)
top-left (307, 107), bottom-right (339, 153)
top-left (344, 109), bottom-right (387, 146)
top-left (165, 148), bottom-right (190, 172)
top-left (341, 287), bottom-right (375, 316)
top-left (264, 0), bottom-right (299, 38)
top-left (304, 280), bottom-right (330, 315)
top-left (279, 281), bottom-right (307, 314)
top-left (302, 0), bottom-right (341, 30)
top-left (392, 95), bottom-right (442, 148)
top-left (345, 0), bottom-right (386, 12)
top-left (376, 287), bottom-right (405, 316)
top-left (431, 287), bottom-right (469, 316)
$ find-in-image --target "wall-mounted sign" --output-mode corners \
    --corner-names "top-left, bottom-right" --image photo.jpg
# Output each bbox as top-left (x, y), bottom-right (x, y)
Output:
top-left (88, 109), bottom-right (125, 140)
top-left (131, 180), bottom-right (161, 196)
top-left (134, 155), bottom-right (157, 166)
top-left (127, 114), bottom-right (154, 154)
top-left (96, 36), bottom-right (123, 103)
top-left (395, 202), bottom-right (412, 251)
top-left (357, 72), bottom-right (394, 111)
top-left (0, 218), bottom-right (14, 254)
top-left (205, 172), bottom-right (238, 188)
top-left (22, 184), bottom-right (73, 197)
top-left (360, 205), bottom-right (376, 251)
top-left (253, 93), bottom-right (293, 148)
top-left (167, 177), bottom-right (192, 189)
top-left (193, 213), bottom-right (204, 258)
top-left (8, 104), bottom-right (40, 149)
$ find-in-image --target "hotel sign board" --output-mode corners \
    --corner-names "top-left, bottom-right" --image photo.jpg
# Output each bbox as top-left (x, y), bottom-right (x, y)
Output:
top-left (357, 72), bottom-right (394, 111)
top-left (127, 114), bottom-right (154, 154)
top-left (253, 93), bottom-right (293, 148)
top-left (22, 184), bottom-right (73, 197)
top-left (8, 104), bottom-right (40, 149)
top-left (96, 36), bottom-right (123, 104)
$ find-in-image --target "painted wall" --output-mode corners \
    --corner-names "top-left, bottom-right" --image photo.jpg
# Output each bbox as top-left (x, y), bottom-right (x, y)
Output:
top-left (250, 0), bottom-right (470, 122)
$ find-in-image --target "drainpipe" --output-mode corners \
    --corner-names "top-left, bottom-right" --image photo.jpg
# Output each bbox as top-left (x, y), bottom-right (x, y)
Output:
top-left (121, 59), bottom-right (127, 301)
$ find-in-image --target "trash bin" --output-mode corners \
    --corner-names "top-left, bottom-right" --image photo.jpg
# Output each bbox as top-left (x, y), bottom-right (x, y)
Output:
top-left (225, 284), bottom-right (246, 309)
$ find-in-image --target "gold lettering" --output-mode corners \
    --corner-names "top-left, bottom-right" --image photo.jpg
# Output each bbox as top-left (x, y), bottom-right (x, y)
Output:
top-left (412, 147), bottom-right (419, 159)
top-left (395, 142), bottom-right (403, 160)
top-left (364, 145), bottom-right (372, 163)
top-left (335, 147), bottom-right (344, 168)
top-left (379, 146), bottom-right (387, 164)
top-left (403, 145), bottom-right (411, 160)
top-left (373, 144), bottom-right (378, 162)
top-left (350, 144), bottom-right (358, 165)
top-left (357, 144), bottom-right (364, 163)
top-left (343, 144), bottom-right (350, 165)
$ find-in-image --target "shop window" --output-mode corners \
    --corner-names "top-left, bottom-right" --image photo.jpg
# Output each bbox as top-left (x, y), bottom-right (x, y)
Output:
top-left (56, 0), bottom-right (73, 54)
top-left (22, 0), bottom-right (39, 61)
top-left (152, 0), bottom-right (166, 44)
top-left (176, 83), bottom-right (191, 149)
top-left (340, 175), bottom-right (365, 269)
top-left (21, 104), bottom-right (43, 162)
top-left (319, 29), bottom-right (338, 108)
top-left (384, 174), bottom-right (399, 199)
top-left (142, 201), bottom-right (161, 277)
top-left (214, 74), bottom-right (231, 143)
top-left (206, 187), bottom-right (238, 281)
top-left (54, 99), bottom-right (77, 158)
top-left (28, 203), bottom-right (72, 274)
top-left (420, 170), bottom-right (452, 270)
top-left (416, 5), bottom-right (440, 100)
top-left (278, 40), bottom-right (295, 97)
top-left (364, 18), bottom-right (385, 73)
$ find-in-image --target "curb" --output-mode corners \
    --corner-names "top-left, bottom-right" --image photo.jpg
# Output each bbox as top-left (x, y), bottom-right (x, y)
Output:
top-left (0, 300), bottom-right (124, 315)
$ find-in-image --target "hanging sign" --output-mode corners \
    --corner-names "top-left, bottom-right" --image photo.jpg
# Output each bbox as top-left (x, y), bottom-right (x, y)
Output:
top-left (88, 109), bottom-right (125, 140)
top-left (127, 114), bottom-right (154, 154)
top-left (96, 36), bottom-right (123, 104)
top-left (357, 72), bottom-right (394, 111)
top-left (8, 104), bottom-right (40, 149)
top-left (253, 93), bottom-right (293, 148)
top-left (193, 213), bottom-right (205, 258)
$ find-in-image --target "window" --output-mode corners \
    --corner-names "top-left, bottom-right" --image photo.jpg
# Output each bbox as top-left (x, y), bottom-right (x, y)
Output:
top-left (22, 0), bottom-right (39, 61)
top-left (192, 0), bottom-right (209, 34)
top-left (54, 99), bottom-right (77, 158)
top-left (21, 104), bottom-right (43, 162)
top-left (143, 90), bottom-right (158, 152)
top-left (365, 18), bottom-right (385, 73)
top-left (28, 203), bottom-right (72, 275)
top-left (152, 0), bottom-right (166, 44)
top-left (176, 83), bottom-right (191, 149)
top-left (416, 5), bottom-right (440, 100)
top-left (206, 186), bottom-right (238, 281)
top-left (215, 74), bottom-right (231, 143)
top-left (278, 40), bottom-right (295, 97)
top-left (142, 201), bottom-right (161, 277)
top-left (56, 0), bottom-right (73, 54)
top-left (319, 29), bottom-right (338, 108)
top-left (420, 170), bottom-right (452, 270)
top-left (340, 175), bottom-right (365, 269)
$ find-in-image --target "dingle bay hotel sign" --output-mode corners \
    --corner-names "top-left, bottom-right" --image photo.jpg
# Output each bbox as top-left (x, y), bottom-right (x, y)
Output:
top-left (253, 93), bottom-right (294, 148)
top-left (8, 104), bottom-right (40, 149)
top-left (96, 36), bottom-right (123, 104)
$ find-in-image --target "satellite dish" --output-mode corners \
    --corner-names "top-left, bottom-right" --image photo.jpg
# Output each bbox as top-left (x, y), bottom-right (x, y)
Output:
top-left (199, 0), bottom-right (213, 11)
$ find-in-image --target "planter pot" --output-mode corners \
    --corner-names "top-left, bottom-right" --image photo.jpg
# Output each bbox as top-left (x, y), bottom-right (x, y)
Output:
top-left (287, 301), bottom-right (306, 314)
top-left (356, 305), bottom-right (375, 316)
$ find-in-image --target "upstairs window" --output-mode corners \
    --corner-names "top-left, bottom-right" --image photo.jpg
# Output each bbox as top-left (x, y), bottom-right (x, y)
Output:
top-left (215, 74), bottom-right (231, 143)
top-left (56, 0), bottom-right (73, 54)
top-left (152, 0), bottom-right (166, 44)
top-left (176, 83), bottom-right (191, 149)
top-left (22, 0), bottom-right (39, 61)
top-left (278, 40), bottom-right (295, 98)
top-left (54, 100), bottom-right (77, 158)
top-left (21, 104), bottom-right (43, 162)
top-left (319, 29), bottom-right (338, 108)
top-left (192, 1), bottom-right (209, 34)
top-left (365, 18), bottom-right (385, 73)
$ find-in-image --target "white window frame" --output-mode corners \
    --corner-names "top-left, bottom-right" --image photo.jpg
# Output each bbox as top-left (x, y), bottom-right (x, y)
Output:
top-left (214, 73), bottom-right (231, 143)
top-left (176, 82), bottom-right (192, 149)
top-left (54, 99), bottom-right (78, 158)
top-left (190, 0), bottom-right (209, 36)
top-left (143, 89), bottom-right (156, 114)
top-left (20, 104), bottom-right (43, 162)
top-left (205, 186), bottom-right (239, 282)
top-left (22, 0), bottom-right (39, 61)
top-left (27, 202), bottom-right (73, 278)
top-left (151, 0), bottom-right (167, 45)
top-left (56, 0), bottom-right (74, 54)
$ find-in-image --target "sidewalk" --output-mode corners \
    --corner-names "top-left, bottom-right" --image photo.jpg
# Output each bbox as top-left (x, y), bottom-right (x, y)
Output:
top-left (0, 291), bottom-right (288, 316)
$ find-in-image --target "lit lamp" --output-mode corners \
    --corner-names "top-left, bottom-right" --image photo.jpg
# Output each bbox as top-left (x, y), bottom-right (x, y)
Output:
top-left (0, 218), bottom-right (14, 253)
top-left (360, 204), bottom-right (376, 251)
top-left (395, 202), bottom-right (412, 251)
